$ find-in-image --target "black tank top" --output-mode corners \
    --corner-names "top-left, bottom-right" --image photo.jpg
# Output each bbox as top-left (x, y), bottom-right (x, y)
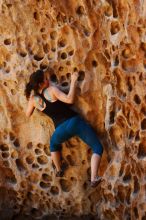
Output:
top-left (39, 93), bottom-right (77, 128)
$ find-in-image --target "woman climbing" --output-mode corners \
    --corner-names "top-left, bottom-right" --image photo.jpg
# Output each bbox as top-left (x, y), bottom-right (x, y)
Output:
top-left (25, 68), bottom-right (103, 187)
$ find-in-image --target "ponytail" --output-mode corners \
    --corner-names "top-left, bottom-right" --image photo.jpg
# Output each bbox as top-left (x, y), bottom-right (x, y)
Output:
top-left (25, 82), bottom-right (33, 100)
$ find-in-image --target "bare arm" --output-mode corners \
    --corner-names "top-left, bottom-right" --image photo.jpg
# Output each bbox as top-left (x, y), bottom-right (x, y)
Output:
top-left (26, 95), bottom-right (47, 117)
top-left (26, 96), bottom-right (35, 117)
top-left (52, 72), bottom-right (78, 104)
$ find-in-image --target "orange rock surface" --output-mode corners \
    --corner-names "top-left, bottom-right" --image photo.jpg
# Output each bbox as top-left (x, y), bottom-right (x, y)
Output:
top-left (0, 1), bottom-right (146, 219)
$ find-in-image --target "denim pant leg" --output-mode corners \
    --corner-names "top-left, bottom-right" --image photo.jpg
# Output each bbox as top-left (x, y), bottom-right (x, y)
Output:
top-left (67, 116), bottom-right (103, 156)
top-left (50, 115), bottom-right (103, 156)
top-left (50, 119), bottom-right (74, 152)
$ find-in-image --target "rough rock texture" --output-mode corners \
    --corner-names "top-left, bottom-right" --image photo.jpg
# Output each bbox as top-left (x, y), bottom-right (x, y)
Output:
top-left (0, 0), bottom-right (146, 220)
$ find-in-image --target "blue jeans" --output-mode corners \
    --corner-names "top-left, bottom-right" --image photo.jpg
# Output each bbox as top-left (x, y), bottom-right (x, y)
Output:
top-left (50, 115), bottom-right (103, 156)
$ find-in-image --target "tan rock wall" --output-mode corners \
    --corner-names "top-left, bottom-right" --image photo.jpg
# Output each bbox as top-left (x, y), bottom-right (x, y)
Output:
top-left (0, 0), bottom-right (146, 219)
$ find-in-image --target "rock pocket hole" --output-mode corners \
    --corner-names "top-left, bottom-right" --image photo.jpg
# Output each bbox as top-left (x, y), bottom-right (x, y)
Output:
top-left (141, 118), bottom-right (146, 130)
top-left (11, 89), bottom-right (16, 95)
top-left (68, 50), bottom-right (74, 56)
top-left (40, 62), bottom-right (48, 70)
top-left (35, 148), bottom-right (42, 155)
top-left (40, 181), bottom-right (50, 189)
top-left (82, 160), bottom-right (86, 165)
top-left (5, 67), bottom-right (11, 73)
top-left (40, 27), bottom-right (45, 32)
top-left (51, 47), bottom-right (56, 52)
top-left (6, 174), bottom-right (17, 184)
top-left (34, 11), bottom-right (39, 20)
top-left (92, 60), bottom-right (98, 67)
top-left (84, 28), bottom-right (91, 37)
top-left (111, 2), bottom-right (118, 18)
top-left (76, 6), bottom-right (85, 15)
top-left (34, 54), bottom-right (44, 61)
top-left (110, 110), bottom-right (115, 124)
top-left (4, 39), bottom-right (11, 45)
top-left (58, 66), bottom-right (64, 71)
top-left (44, 145), bottom-right (50, 156)
top-left (73, 67), bottom-right (78, 72)
top-left (139, 72), bottom-right (143, 81)
top-left (2, 152), bottom-right (9, 158)
top-left (111, 21), bottom-right (120, 35)
top-left (125, 188), bottom-right (131, 205)
top-left (127, 77), bottom-right (133, 91)
top-left (26, 155), bottom-right (35, 164)
top-left (78, 70), bottom-right (85, 81)
top-left (117, 185), bottom-right (125, 203)
top-left (141, 42), bottom-right (146, 51)
top-left (61, 52), bottom-right (67, 60)
top-left (58, 39), bottom-right (66, 47)
top-left (134, 94), bottom-right (141, 105)
top-left (135, 131), bottom-right (140, 142)
top-left (3, 82), bottom-right (7, 86)
top-left (13, 139), bottom-right (20, 147)
top-left (42, 173), bottom-right (52, 182)
top-left (19, 51), bottom-right (27, 57)
top-left (123, 166), bottom-right (131, 183)
top-left (137, 141), bottom-right (146, 158)
top-left (37, 155), bottom-right (48, 165)
top-left (32, 163), bottom-right (39, 169)
top-left (60, 75), bottom-right (66, 81)
top-left (61, 82), bottom-right (69, 87)
top-left (66, 72), bottom-right (71, 79)
top-left (133, 176), bottom-right (140, 194)
top-left (16, 159), bottom-right (26, 171)
top-left (27, 142), bottom-right (33, 149)
top-left (60, 179), bottom-right (72, 192)
top-left (114, 55), bottom-right (119, 66)
top-left (141, 106), bottom-right (146, 115)
top-left (43, 43), bottom-right (50, 53)
top-left (119, 162), bottom-right (124, 176)
top-left (50, 186), bottom-right (59, 195)
top-left (0, 144), bottom-right (9, 151)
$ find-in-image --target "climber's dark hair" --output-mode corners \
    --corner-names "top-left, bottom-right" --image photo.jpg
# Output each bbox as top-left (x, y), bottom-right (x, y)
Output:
top-left (25, 69), bottom-right (45, 99)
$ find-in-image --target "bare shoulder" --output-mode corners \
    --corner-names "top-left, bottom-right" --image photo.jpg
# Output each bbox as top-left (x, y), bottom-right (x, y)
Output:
top-left (49, 85), bottom-right (58, 92)
top-left (46, 86), bottom-right (58, 100)
top-left (50, 85), bottom-right (61, 94)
